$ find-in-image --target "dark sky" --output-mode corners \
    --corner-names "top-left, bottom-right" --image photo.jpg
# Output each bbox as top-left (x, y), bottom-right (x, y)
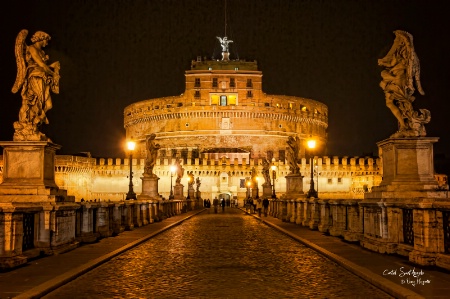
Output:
top-left (0, 0), bottom-right (449, 159)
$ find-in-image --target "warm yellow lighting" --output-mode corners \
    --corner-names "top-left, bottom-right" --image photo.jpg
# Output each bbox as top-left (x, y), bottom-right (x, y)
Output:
top-left (127, 140), bottom-right (136, 151)
top-left (271, 165), bottom-right (276, 171)
top-left (170, 165), bottom-right (176, 173)
top-left (247, 181), bottom-right (251, 187)
top-left (307, 139), bottom-right (316, 149)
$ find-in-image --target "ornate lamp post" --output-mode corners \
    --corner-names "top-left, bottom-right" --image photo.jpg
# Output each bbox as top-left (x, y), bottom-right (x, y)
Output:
top-left (271, 165), bottom-right (277, 199)
top-left (169, 165), bottom-right (176, 199)
top-left (125, 140), bottom-right (137, 200)
top-left (186, 176), bottom-right (191, 199)
top-left (307, 139), bottom-right (318, 198)
top-left (255, 177), bottom-right (260, 199)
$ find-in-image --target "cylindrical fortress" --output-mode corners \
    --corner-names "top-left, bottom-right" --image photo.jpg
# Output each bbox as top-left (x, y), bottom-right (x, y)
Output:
top-left (124, 58), bottom-right (328, 161)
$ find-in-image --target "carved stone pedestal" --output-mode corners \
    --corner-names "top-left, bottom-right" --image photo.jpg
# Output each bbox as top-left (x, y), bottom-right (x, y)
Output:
top-left (360, 137), bottom-right (449, 268)
top-left (0, 141), bottom-right (79, 270)
top-left (174, 184), bottom-right (184, 200)
top-left (262, 183), bottom-right (272, 198)
top-left (138, 174), bottom-right (160, 200)
top-left (285, 174), bottom-right (304, 195)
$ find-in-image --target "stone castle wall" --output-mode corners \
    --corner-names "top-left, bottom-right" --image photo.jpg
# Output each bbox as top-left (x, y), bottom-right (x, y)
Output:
top-left (0, 154), bottom-right (383, 202)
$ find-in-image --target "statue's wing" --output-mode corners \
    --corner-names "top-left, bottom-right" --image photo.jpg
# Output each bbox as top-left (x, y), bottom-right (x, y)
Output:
top-left (11, 29), bottom-right (28, 94)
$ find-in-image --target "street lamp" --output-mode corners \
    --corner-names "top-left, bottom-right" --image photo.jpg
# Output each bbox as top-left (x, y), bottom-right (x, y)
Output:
top-left (247, 180), bottom-right (251, 199)
top-left (169, 165), bottom-right (176, 199)
top-left (187, 176), bottom-right (191, 199)
top-left (255, 177), bottom-right (260, 199)
top-left (271, 165), bottom-right (277, 199)
top-left (307, 139), bottom-right (318, 198)
top-left (125, 140), bottom-right (137, 200)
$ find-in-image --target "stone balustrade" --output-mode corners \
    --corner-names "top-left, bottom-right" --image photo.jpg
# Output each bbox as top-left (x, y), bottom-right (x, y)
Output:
top-left (268, 194), bottom-right (450, 272)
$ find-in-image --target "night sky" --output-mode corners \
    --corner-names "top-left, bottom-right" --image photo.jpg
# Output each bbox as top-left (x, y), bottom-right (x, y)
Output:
top-left (0, 0), bottom-right (449, 161)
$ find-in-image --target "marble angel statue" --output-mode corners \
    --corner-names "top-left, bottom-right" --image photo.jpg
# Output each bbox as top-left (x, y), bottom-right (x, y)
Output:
top-left (378, 30), bottom-right (430, 137)
top-left (11, 29), bottom-right (60, 141)
top-left (286, 136), bottom-right (301, 174)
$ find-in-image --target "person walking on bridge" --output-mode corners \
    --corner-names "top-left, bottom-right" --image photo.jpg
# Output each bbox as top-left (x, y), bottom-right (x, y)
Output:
top-left (213, 197), bottom-right (219, 214)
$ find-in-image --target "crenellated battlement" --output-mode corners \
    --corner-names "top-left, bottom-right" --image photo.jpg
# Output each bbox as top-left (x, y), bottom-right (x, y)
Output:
top-left (0, 154), bottom-right (381, 175)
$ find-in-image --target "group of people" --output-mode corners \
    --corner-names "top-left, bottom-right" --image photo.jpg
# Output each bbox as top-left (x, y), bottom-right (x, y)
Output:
top-left (202, 196), bottom-right (270, 216)
top-left (203, 197), bottom-right (227, 213)
top-left (246, 197), bottom-right (270, 217)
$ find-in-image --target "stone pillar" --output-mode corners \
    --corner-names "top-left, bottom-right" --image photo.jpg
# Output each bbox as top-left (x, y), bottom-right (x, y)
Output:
top-left (308, 198), bottom-right (320, 230)
top-left (174, 184), bottom-right (184, 200)
top-left (360, 137), bottom-right (448, 263)
top-left (318, 199), bottom-right (330, 233)
top-left (139, 175), bottom-right (160, 200)
top-left (262, 183), bottom-right (272, 198)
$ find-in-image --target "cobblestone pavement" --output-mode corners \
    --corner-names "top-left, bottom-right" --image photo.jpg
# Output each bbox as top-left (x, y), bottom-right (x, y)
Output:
top-left (43, 208), bottom-right (393, 299)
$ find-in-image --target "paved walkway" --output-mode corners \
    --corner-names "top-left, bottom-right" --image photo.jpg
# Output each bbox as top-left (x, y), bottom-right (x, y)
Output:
top-left (0, 208), bottom-right (448, 298)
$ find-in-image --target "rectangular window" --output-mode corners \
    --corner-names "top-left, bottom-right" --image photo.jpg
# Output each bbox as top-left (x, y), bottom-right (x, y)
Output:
top-left (246, 79), bottom-right (253, 88)
top-left (211, 95), bottom-right (219, 105)
top-left (212, 78), bottom-right (218, 88)
top-left (228, 95), bottom-right (237, 105)
top-left (338, 178), bottom-right (343, 184)
top-left (230, 78), bottom-right (235, 88)
top-left (240, 179), bottom-right (246, 188)
top-left (195, 78), bottom-right (200, 87)
top-left (247, 90), bottom-right (253, 98)
top-left (220, 95), bottom-right (227, 106)
top-left (177, 103), bottom-right (183, 107)
top-left (264, 103), bottom-right (270, 107)
top-left (328, 178), bottom-right (332, 184)
top-left (194, 90), bottom-right (200, 98)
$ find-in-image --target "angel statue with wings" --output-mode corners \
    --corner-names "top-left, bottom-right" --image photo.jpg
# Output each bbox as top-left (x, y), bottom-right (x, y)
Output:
top-left (216, 36), bottom-right (233, 52)
top-left (378, 30), bottom-right (430, 137)
top-left (11, 30), bottom-right (60, 141)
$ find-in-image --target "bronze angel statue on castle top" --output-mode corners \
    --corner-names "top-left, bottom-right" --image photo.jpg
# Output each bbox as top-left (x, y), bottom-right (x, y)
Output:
top-left (11, 29), bottom-right (60, 141)
top-left (378, 30), bottom-right (430, 137)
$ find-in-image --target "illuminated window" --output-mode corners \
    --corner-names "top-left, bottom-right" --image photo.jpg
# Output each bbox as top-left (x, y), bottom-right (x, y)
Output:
top-left (212, 78), bottom-right (218, 88)
top-left (211, 95), bottom-right (219, 105)
top-left (195, 78), bottom-right (200, 87)
top-left (228, 95), bottom-right (237, 105)
top-left (220, 95), bottom-right (227, 106)
top-left (289, 103), bottom-right (293, 109)
top-left (230, 78), bottom-right (236, 88)
top-left (301, 105), bottom-right (307, 112)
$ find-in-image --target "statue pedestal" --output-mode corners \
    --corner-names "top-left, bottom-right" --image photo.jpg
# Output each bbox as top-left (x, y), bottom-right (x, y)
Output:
top-left (262, 183), bottom-right (272, 198)
top-left (361, 137), bottom-right (446, 266)
top-left (221, 51), bottom-right (230, 61)
top-left (376, 137), bottom-right (439, 191)
top-left (138, 174), bottom-right (160, 200)
top-left (0, 141), bottom-right (65, 200)
top-left (285, 174), bottom-right (304, 196)
top-left (174, 184), bottom-right (184, 200)
top-left (0, 141), bottom-right (78, 270)
top-left (188, 187), bottom-right (195, 200)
